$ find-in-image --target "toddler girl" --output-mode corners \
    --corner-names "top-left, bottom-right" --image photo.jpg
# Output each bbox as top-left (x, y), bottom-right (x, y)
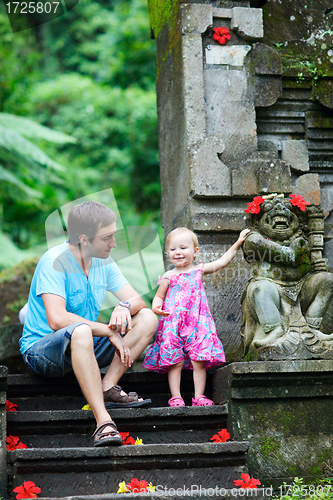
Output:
top-left (142, 227), bottom-right (249, 407)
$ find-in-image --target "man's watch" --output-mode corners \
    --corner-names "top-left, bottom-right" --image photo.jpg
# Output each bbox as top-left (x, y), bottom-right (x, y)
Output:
top-left (115, 301), bottom-right (131, 311)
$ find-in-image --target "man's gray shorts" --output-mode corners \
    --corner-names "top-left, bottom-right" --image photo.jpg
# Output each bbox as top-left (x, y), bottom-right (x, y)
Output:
top-left (22, 322), bottom-right (116, 377)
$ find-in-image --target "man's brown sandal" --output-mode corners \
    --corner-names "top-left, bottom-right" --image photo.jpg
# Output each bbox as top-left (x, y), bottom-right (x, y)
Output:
top-left (92, 420), bottom-right (123, 447)
top-left (103, 384), bottom-right (151, 409)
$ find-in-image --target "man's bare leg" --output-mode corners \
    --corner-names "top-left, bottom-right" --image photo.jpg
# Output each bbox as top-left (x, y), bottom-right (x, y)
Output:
top-left (102, 308), bottom-right (157, 393)
top-left (70, 324), bottom-right (114, 432)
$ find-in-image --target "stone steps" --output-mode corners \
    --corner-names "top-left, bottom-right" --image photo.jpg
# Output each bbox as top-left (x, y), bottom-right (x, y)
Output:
top-left (6, 370), bottom-right (250, 499)
top-left (8, 442), bottom-right (249, 497)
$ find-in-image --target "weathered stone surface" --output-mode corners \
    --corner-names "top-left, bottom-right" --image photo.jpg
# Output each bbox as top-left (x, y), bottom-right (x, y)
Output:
top-left (231, 7), bottom-right (263, 41)
top-left (190, 137), bottom-right (231, 197)
top-left (181, 3), bottom-right (212, 34)
top-left (213, 360), bottom-right (333, 486)
top-left (253, 43), bottom-right (282, 76)
top-left (255, 76), bottom-right (282, 107)
top-left (256, 159), bottom-right (291, 194)
top-left (281, 140), bottom-right (309, 172)
top-left (293, 173), bottom-right (321, 206)
top-left (0, 365), bottom-right (7, 500)
top-left (0, 323), bottom-right (23, 362)
top-left (205, 45), bottom-right (251, 66)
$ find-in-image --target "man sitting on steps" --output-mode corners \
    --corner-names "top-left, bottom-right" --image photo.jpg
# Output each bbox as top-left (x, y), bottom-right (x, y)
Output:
top-left (19, 201), bottom-right (158, 447)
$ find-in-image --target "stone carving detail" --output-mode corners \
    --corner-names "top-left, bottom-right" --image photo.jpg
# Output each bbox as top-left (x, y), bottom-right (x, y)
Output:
top-left (241, 195), bottom-right (333, 360)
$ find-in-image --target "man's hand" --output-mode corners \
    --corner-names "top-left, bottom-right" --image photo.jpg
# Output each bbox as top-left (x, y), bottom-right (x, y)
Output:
top-left (108, 305), bottom-right (132, 336)
top-left (152, 305), bottom-right (170, 317)
top-left (108, 331), bottom-right (133, 367)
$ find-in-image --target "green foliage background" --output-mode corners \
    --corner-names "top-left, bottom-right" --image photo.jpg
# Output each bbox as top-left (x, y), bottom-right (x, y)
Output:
top-left (0, 0), bottom-right (160, 260)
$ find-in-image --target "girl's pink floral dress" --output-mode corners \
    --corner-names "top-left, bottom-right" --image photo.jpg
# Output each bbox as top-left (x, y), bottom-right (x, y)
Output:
top-left (142, 265), bottom-right (225, 373)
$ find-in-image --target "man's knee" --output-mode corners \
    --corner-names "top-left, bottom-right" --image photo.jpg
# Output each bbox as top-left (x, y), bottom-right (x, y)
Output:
top-left (71, 323), bottom-right (93, 349)
top-left (135, 308), bottom-right (158, 337)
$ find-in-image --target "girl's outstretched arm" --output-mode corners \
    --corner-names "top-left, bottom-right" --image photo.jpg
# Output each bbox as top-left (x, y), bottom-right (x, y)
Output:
top-left (152, 278), bottom-right (171, 316)
top-left (203, 229), bottom-right (250, 274)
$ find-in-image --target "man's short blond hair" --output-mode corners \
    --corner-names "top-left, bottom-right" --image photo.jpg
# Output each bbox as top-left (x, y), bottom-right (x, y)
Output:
top-left (165, 227), bottom-right (199, 250)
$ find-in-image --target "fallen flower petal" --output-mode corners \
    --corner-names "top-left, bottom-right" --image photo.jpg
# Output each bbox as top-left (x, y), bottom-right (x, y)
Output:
top-left (6, 400), bottom-right (17, 412)
top-left (81, 404), bottom-right (91, 410)
top-left (147, 483), bottom-right (156, 492)
top-left (210, 428), bottom-right (230, 443)
top-left (7, 436), bottom-right (27, 451)
top-left (13, 480), bottom-right (41, 499)
top-left (120, 432), bottom-right (136, 445)
top-left (234, 473), bottom-right (261, 489)
top-left (135, 437), bottom-right (143, 445)
top-left (126, 478), bottom-right (149, 493)
top-left (117, 481), bottom-right (129, 493)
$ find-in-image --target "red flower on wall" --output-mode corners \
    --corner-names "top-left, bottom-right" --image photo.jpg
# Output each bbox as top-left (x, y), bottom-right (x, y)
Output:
top-left (210, 428), bottom-right (230, 442)
top-left (120, 432), bottom-right (135, 445)
top-left (289, 194), bottom-right (310, 211)
top-left (7, 435), bottom-right (27, 451)
top-left (212, 27), bottom-right (231, 45)
top-left (6, 400), bottom-right (17, 411)
top-left (13, 481), bottom-right (41, 499)
top-left (245, 196), bottom-right (265, 214)
top-left (126, 478), bottom-right (149, 493)
top-left (234, 473), bottom-right (261, 489)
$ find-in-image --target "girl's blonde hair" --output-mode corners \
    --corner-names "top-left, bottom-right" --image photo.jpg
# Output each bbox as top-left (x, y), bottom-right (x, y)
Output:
top-left (165, 227), bottom-right (199, 250)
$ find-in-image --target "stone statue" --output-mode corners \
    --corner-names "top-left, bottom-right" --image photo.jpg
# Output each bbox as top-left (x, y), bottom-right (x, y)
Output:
top-left (241, 194), bottom-right (333, 360)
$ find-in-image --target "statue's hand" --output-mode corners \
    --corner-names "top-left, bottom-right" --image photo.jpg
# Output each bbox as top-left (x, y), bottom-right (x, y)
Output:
top-left (311, 258), bottom-right (328, 273)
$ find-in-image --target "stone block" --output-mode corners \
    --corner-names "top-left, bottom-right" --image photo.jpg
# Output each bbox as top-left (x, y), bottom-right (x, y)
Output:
top-left (281, 140), bottom-right (309, 172)
top-left (231, 7), bottom-right (263, 41)
top-left (180, 3), bottom-right (212, 35)
top-left (213, 360), bottom-right (333, 486)
top-left (252, 43), bottom-right (282, 76)
top-left (255, 76), bottom-right (282, 107)
top-left (190, 136), bottom-right (231, 197)
top-left (0, 323), bottom-right (23, 362)
top-left (0, 365), bottom-right (7, 499)
top-left (204, 67), bottom-right (257, 165)
top-left (293, 173), bottom-right (321, 206)
top-left (205, 45), bottom-right (251, 67)
top-left (256, 159), bottom-right (291, 195)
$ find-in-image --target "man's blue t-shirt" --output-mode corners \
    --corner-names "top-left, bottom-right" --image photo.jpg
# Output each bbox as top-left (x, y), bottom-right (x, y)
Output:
top-left (20, 241), bottom-right (128, 355)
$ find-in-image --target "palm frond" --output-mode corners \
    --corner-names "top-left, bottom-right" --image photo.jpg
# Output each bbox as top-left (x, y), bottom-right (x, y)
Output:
top-left (0, 113), bottom-right (76, 144)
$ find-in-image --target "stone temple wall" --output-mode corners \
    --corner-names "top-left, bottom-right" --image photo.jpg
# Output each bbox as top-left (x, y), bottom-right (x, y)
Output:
top-left (148, 0), bottom-right (333, 361)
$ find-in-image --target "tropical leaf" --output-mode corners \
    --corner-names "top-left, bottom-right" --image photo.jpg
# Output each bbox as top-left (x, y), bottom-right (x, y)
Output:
top-left (0, 113), bottom-right (76, 144)
top-left (0, 164), bottom-right (42, 199)
top-left (0, 125), bottom-right (66, 172)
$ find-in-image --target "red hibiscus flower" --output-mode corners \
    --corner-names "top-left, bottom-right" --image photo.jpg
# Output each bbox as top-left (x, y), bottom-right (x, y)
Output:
top-left (120, 432), bottom-right (135, 445)
top-left (13, 481), bottom-right (41, 499)
top-left (6, 400), bottom-right (17, 411)
top-left (126, 478), bottom-right (149, 493)
top-left (245, 196), bottom-right (265, 214)
top-left (212, 27), bottom-right (231, 45)
top-left (234, 473), bottom-right (261, 489)
top-left (210, 428), bottom-right (230, 443)
top-left (289, 194), bottom-right (310, 211)
top-left (7, 436), bottom-right (27, 451)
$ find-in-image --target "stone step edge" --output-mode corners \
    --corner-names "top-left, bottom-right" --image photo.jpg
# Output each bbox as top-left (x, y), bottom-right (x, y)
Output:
top-left (7, 405), bottom-right (228, 422)
top-left (8, 441), bottom-right (249, 462)
top-left (34, 490), bottom-right (270, 500)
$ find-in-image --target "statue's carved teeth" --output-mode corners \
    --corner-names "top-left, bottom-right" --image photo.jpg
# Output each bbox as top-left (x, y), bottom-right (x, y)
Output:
top-left (272, 216), bottom-right (289, 230)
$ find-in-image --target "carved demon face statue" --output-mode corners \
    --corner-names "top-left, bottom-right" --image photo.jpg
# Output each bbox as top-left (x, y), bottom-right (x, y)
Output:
top-left (257, 198), bottom-right (300, 241)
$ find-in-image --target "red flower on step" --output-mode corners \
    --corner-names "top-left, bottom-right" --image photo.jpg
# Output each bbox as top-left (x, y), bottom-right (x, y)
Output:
top-left (289, 194), bottom-right (310, 211)
top-left (13, 481), bottom-right (41, 499)
top-left (234, 473), bottom-right (261, 489)
top-left (6, 400), bottom-right (17, 411)
top-left (245, 196), bottom-right (265, 214)
top-left (126, 478), bottom-right (149, 493)
top-left (210, 428), bottom-right (230, 442)
top-left (7, 435), bottom-right (27, 451)
top-left (212, 27), bottom-right (231, 45)
top-left (120, 432), bottom-right (136, 445)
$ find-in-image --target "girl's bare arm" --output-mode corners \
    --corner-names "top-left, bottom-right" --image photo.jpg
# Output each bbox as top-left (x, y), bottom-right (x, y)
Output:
top-left (203, 229), bottom-right (250, 275)
top-left (152, 278), bottom-right (171, 316)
